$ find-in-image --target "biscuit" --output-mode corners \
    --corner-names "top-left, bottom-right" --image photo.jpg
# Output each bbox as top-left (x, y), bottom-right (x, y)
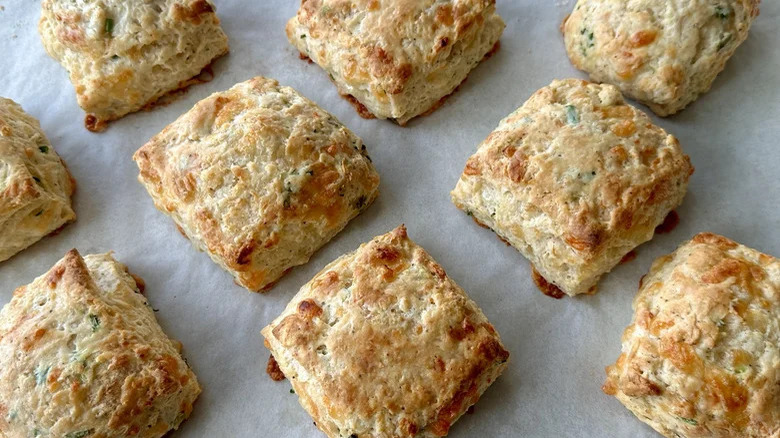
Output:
top-left (133, 76), bottom-right (380, 292)
top-left (0, 250), bottom-right (200, 437)
top-left (603, 233), bottom-right (779, 437)
top-left (451, 79), bottom-right (693, 296)
top-left (0, 98), bottom-right (76, 262)
top-left (39, 0), bottom-right (229, 132)
top-left (262, 225), bottom-right (509, 437)
top-left (287, 0), bottom-right (505, 125)
top-left (562, 0), bottom-right (761, 116)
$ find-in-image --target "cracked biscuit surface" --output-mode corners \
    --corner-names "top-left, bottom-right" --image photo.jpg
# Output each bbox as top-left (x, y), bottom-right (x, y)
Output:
top-left (134, 76), bottom-right (380, 292)
top-left (451, 79), bottom-right (693, 296)
top-left (262, 225), bottom-right (509, 437)
top-left (603, 233), bottom-right (779, 438)
top-left (562, 0), bottom-right (760, 116)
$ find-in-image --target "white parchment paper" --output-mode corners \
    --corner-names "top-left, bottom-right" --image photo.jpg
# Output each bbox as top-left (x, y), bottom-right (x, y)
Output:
top-left (1, 1), bottom-right (778, 436)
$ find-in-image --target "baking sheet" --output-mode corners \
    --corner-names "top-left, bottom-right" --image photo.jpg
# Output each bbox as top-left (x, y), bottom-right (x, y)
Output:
top-left (1, 1), bottom-right (779, 436)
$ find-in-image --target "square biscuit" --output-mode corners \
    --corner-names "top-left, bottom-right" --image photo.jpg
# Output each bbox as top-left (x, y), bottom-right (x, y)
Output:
top-left (287, 0), bottom-right (505, 125)
top-left (39, 0), bottom-right (229, 131)
top-left (0, 250), bottom-right (200, 438)
top-left (133, 76), bottom-right (380, 292)
top-left (451, 79), bottom-right (693, 296)
top-left (603, 233), bottom-right (779, 437)
top-left (0, 98), bottom-right (76, 263)
top-left (562, 0), bottom-right (761, 116)
top-left (262, 225), bottom-right (509, 438)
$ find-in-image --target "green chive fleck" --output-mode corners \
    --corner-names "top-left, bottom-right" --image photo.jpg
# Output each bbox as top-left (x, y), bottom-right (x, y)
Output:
top-left (300, 34), bottom-right (306, 39)
top-left (34, 365), bottom-right (50, 385)
top-left (679, 417), bottom-right (698, 426)
top-left (734, 365), bottom-right (748, 373)
top-left (38, 145), bottom-right (49, 153)
top-left (289, 388), bottom-right (295, 394)
top-left (111, 55), bottom-right (120, 60)
top-left (65, 430), bottom-right (93, 438)
top-left (104, 18), bottom-right (114, 35)
top-left (35, 210), bottom-right (43, 217)
top-left (715, 6), bottom-right (731, 19)
top-left (565, 105), bottom-right (579, 124)
top-left (33, 176), bottom-right (41, 184)
top-left (88, 314), bottom-right (100, 332)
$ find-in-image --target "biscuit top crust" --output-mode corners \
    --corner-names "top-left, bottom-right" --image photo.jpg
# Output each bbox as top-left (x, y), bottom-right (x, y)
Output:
top-left (0, 250), bottom-right (199, 437)
top-left (289, 0), bottom-right (501, 96)
top-left (605, 233), bottom-right (779, 437)
top-left (563, 0), bottom-right (760, 114)
top-left (263, 225), bottom-right (509, 436)
top-left (0, 98), bottom-right (75, 230)
top-left (458, 79), bottom-right (692, 256)
top-left (133, 77), bottom-right (379, 290)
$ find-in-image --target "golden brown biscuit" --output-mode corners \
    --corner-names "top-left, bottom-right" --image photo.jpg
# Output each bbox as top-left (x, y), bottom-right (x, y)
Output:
top-left (0, 98), bottom-right (75, 262)
top-left (603, 233), bottom-right (779, 437)
top-left (262, 225), bottom-right (510, 438)
top-left (287, 0), bottom-right (505, 125)
top-left (39, 0), bottom-right (229, 131)
top-left (562, 0), bottom-right (761, 116)
top-left (134, 76), bottom-right (380, 292)
top-left (0, 250), bottom-right (200, 437)
top-left (451, 79), bottom-right (693, 296)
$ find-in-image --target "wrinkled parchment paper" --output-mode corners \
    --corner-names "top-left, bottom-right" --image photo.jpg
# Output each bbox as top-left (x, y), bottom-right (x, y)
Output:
top-left (1, 1), bottom-right (778, 436)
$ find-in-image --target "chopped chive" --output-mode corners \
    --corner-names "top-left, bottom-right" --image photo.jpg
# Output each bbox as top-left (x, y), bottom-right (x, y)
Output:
top-left (34, 365), bottom-right (50, 385)
top-left (35, 210), bottom-right (43, 217)
top-left (565, 105), bottom-right (579, 124)
top-left (33, 176), bottom-right (41, 184)
top-left (715, 6), bottom-right (731, 19)
top-left (300, 34), bottom-right (306, 39)
top-left (104, 18), bottom-right (114, 35)
top-left (289, 388), bottom-right (295, 394)
top-left (678, 417), bottom-right (698, 426)
top-left (38, 145), bottom-right (49, 153)
top-left (88, 314), bottom-right (100, 332)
